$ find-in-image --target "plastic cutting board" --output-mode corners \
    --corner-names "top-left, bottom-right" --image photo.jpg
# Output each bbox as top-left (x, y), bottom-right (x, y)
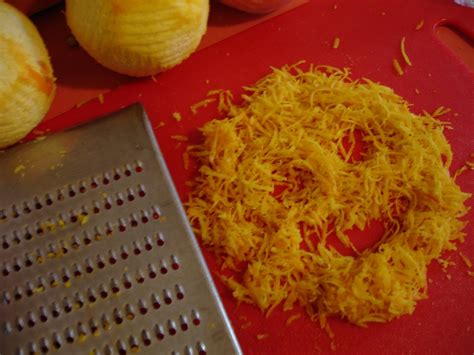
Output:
top-left (20, 0), bottom-right (474, 354)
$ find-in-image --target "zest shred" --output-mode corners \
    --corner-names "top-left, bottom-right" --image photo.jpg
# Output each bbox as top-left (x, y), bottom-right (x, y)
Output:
top-left (186, 62), bottom-right (470, 328)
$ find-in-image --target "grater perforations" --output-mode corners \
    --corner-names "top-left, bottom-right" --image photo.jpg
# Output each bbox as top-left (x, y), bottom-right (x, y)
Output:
top-left (0, 161), bottom-right (144, 226)
top-left (0, 104), bottom-right (240, 355)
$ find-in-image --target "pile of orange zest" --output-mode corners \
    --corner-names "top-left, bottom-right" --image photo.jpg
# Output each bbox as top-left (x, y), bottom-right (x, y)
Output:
top-left (186, 62), bottom-right (470, 327)
top-left (393, 59), bottom-right (404, 75)
top-left (332, 37), bottom-right (340, 49)
top-left (171, 135), bottom-right (188, 142)
top-left (416, 20), bottom-right (424, 31)
top-left (191, 97), bottom-right (217, 114)
top-left (256, 334), bottom-right (269, 340)
top-left (97, 93), bottom-right (104, 104)
top-left (400, 37), bottom-right (412, 66)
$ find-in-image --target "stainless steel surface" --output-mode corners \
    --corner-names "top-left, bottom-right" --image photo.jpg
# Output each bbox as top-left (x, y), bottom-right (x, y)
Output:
top-left (0, 104), bottom-right (241, 355)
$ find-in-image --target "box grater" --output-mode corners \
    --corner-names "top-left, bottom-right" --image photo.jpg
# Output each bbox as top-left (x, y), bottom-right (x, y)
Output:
top-left (0, 104), bottom-right (242, 355)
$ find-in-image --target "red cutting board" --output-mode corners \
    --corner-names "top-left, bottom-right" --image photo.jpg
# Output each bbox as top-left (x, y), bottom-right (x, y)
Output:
top-left (30, 1), bottom-right (474, 354)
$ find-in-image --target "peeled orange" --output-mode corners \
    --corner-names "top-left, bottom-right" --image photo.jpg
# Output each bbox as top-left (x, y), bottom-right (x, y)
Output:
top-left (0, 1), bottom-right (55, 149)
top-left (66, 0), bottom-right (210, 77)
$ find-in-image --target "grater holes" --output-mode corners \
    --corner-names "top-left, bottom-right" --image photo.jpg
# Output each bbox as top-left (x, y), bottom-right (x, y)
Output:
top-left (138, 185), bottom-right (146, 198)
top-left (39, 313), bottom-right (48, 323)
top-left (14, 288), bottom-right (23, 301)
top-left (27, 313), bottom-right (36, 328)
top-left (2, 291), bottom-right (11, 305)
top-left (138, 299), bottom-right (148, 315)
top-left (141, 330), bottom-right (152, 346)
top-left (136, 270), bottom-right (145, 284)
top-left (102, 315), bottom-right (112, 331)
top-left (45, 195), bottom-right (53, 206)
top-left (2, 263), bottom-right (10, 276)
top-left (40, 338), bottom-right (50, 353)
top-left (3, 321), bottom-right (12, 336)
top-left (13, 232), bottom-right (21, 244)
top-left (65, 328), bottom-right (75, 343)
top-left (64, 298), bottom-right (73, 313)
top-left (36, 225), bottom-right (44, 235)
top-left (120, 246), bottom-right (129, 260)
top-left (111, 279), bottom-right (120, 294)
top-left (78, 322), bottom-right (88, 342)
top-left (73, 264), bottom-right (83, 278)
top-left (125, 304), bottom-right (135, 320)
top-left (52, 333), bottom-right (62, 350)
top-left (167, 320), bottom-right (177, 336)
top-left (196, 342), bottom-right (207, 355)
top-left (24, 202), bottom-right (33, 213)
top-left (51, 303), bottom-right (61, 318)
top-left (79, 184), bottom-right (87, 194)
top-left (123, 274), bottom-right (132, 289)
top-left (163, 290), bottom-right (172, 305)
top-left (91, 178), bottom-right (99, 189)
top-left (100, 287), bottom-right (108, 299)
top-left (84, 234), bottom-right (92, 246)
top-left (175, 284), bottom-right (185, 300)
top-left (68, 186), bottom-right (76, 198)
top-left (88, 289), bottom-right (98, 304)
top-left (114, 309), bottom-right (124, 325)
top-left (133, 242), bottom-right (142, 255)
top-left (85, 261), bottom-right (94, 274)
top-left (148, 264), bottom-right (157, 279)
top-left (117, 340), bottom-right (127, 355)
top-left (171, 255), bottom-right (180, 270)
top-left (180, 315), bottom-right (189, 331)
top-left (192, 310), bottom-right (201, 326)
top-left (151, 294), bottom-right (161, 310)
top-left (74, 293), bottom-right (85, 309)
top-left (12, 207), bottom-right (21, 219)
top-left (155, 324), bottom-right (165, 341)
top-left (16, 318), bottom-right (25, 332)
top-left (13, 260), bottom-right (21, 272)
top-left (135, 161), bottom-right (144, 173)
top-left (119, 218), bottom-right (127, 233)
top-left (0, 209), bottom-right (7, 221)
top-left (160, 261), bottom-right (168, 275)
top-left (2, 237), bottom-right (9, 250)
top-left (129, 335), bottom-right (140, 353)
top-left (90, 319), bottom-right (100, 336)
top-left (34, 199), bottom-right (43, 210)
top-left (57, 190), bottom-right (65, 201)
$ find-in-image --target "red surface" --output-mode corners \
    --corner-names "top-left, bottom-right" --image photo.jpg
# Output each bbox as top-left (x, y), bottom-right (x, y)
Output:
top-left (28, 1), bottom-right (474, 354)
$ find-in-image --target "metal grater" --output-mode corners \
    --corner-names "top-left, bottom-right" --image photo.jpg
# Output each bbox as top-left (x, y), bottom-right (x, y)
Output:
top-left (0, 104), bottom-right (241, 355)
